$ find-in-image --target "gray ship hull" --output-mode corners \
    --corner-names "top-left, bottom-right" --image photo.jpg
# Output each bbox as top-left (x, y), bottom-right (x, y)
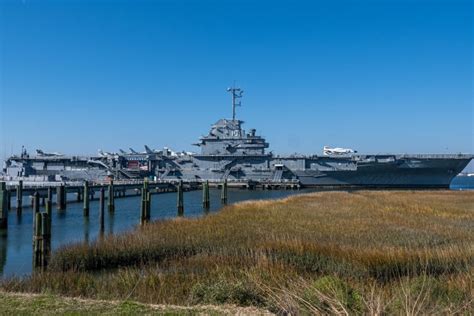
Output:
top-left (160, 154), bottom-right (472, 188)
top-left (293, 156), bottom-right (470, 188)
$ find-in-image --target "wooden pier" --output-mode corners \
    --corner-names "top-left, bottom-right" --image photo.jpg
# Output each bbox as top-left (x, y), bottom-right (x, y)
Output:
top-left (3, 179), bottom-right (201, 210)
top-left (2, 179), bottom-right (300, 211)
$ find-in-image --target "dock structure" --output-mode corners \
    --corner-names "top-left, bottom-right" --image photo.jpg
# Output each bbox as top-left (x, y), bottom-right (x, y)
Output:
top-left (207, 179), bottom-right (301, 190)
top-left (3, 179), bottom-right (296, 199)
top-left (2, 179), bottom-right (298, 212)
top-left (1, 179), bottom-right (297, 217)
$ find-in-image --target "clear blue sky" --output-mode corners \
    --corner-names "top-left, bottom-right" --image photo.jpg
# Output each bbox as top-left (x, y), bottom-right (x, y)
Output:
top-left (1, 0), bottom-right (473, 162)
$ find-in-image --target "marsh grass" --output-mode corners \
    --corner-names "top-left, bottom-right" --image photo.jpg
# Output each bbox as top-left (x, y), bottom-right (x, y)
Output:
top-left (2, 190), bottom-right (473, 314)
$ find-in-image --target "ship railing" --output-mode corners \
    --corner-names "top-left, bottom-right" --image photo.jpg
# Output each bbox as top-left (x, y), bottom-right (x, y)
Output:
top-left (206, 178), bottom-right (300, 184)
top-left (397, 153), bottom-right (473, 159)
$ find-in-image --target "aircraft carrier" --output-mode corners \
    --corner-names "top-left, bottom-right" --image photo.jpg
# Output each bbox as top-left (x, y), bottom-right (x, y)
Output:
top-left (2, 88), bottom-right (472, 188)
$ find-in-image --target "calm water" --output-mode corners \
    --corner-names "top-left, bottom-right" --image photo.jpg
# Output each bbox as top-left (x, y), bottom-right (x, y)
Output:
top-left (0, 188), bottom-right (312, 278)
top-left (1, 176), bottom-right (473, 278)
top-left (450, 175), bottom-right (474, 190)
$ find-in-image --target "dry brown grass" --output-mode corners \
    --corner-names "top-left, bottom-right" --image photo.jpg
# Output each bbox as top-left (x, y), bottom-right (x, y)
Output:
top-left (2, 190), bottom-right (473, 314)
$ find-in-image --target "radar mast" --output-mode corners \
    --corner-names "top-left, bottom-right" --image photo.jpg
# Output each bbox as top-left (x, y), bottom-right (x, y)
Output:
top-left (227, 85), bottom-right (243, 121)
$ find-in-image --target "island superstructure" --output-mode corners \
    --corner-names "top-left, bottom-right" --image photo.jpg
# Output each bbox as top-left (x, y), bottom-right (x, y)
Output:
top-left (2, 88), bottom-right (472, 188)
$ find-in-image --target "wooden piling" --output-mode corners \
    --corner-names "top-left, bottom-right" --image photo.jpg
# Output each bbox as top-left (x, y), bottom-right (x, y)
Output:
top-left (202, 180), bottom-right (210, 210)
top-left (16, 180), bottom-right (23, 214)
top-left (33, 212), bottom-right (42, 269)
top-left (83, 181), bottom-right (90, 217)
top-left (99, 187), bottom-right (105, 236)
top-left (146, 191), bottom-right (151, 222)
top-left (221, 179), bottom-right (228, 205)
top-left (140, 180), bottom-right (151, 225)
top-left (33, 191), bottom-right (40, 214)
top-left (0, 182), bottom-right (8, 229)
top-left (40, 212), bottom-right (51, 268)
top-left (33, 212), bottom-right (51, 270)
top-left (45, 196), bottom-right (51, 214)
top-left (32, 192), bottom-right (40, 238)
top-left (47, 187), bottom-right (53, 203)
top-left (140, 188), bottom-right (146, 225)
top-left (46, 187), bottom-right (52, 225)
top-left (45, 197), bottom-right (52, 228)
top-left (108, 180), bottom-right (115, 212)
top-left (56, 185), bottom-right (66, 210)
top-left (177, 180), bottom-right (184, 216)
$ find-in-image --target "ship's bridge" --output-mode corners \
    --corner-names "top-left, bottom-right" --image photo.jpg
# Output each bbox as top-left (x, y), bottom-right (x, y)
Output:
top-left (193, 87), bottom-right (269, 156)
top-left (195, 119), bottom-right (269, 156)
top-left (209, 119), bottom-right (245, 139)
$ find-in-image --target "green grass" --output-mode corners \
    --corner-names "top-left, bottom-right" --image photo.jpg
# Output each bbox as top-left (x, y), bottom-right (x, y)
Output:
top-left (0, 292), bottom-right (268, 315)
top-left (2, 190), bottom-right (473, 314)
top-left (0, 292), bottom-right (162, 315)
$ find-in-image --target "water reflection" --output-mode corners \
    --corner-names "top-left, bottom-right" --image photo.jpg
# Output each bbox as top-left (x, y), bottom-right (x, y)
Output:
top-left (0, 230), bottom-right (7, 275)
top-left (16, 212), bottom-right (22, 225)
top-left (58, 210), bottom-right (66, 220)
top-left (108, 211), bottom-right (114, 235)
